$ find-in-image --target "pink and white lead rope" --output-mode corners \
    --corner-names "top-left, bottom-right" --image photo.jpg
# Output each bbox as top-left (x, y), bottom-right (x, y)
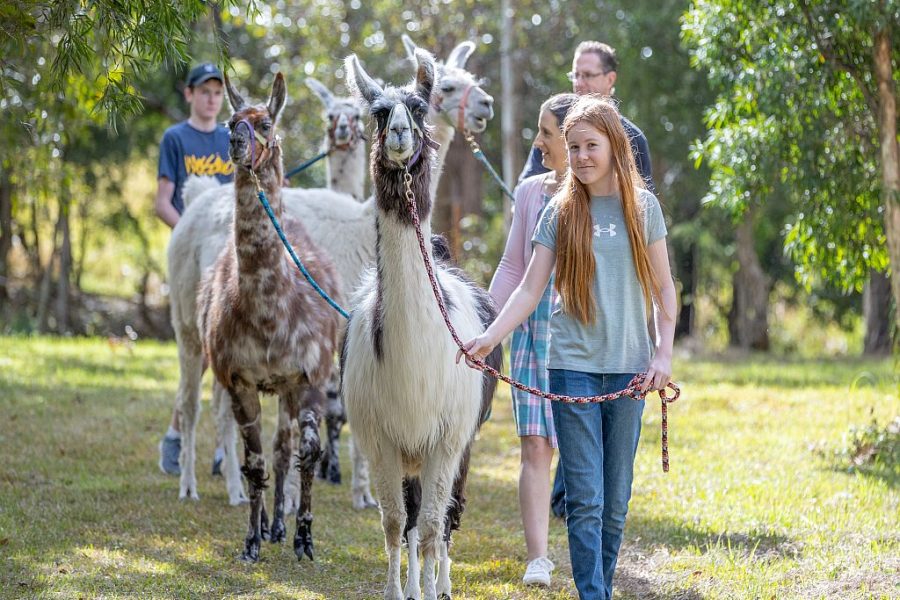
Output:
top-left (402, 169), bottom-right (680, 472)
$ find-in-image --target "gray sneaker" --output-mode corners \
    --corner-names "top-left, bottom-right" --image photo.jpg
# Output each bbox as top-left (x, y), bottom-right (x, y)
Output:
top-left (158, 434), bottom-right (181, 476)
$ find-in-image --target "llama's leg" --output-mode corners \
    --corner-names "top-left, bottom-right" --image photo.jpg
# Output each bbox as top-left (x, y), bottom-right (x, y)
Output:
top-left (437, 444), bottom-right (472, 598)
top-left (269, 390), bottom-right (298, 545)
top-left (294, 396), bottom-right (323, 561)
top-left (371, 449), bottom-right (406, 600)
top-left (175, 331), bottom-right (203, 501)
top-left (230, 383), bottom-right (267, 563)
top-left (418, 452), bottom-right (460, 600)
top-left (403, 477), bottom-right (422, 600)
top-left (283, 419), bottom-right (301, 516)
top-left (318, 375), bottom-right (345, 484)
top-left (213, 380), bottom-right (247, 505)
top-left (351, 434), bottom-right (378, 509)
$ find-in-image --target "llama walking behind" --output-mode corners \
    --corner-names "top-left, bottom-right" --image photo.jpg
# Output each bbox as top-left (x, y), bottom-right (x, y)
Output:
top-left (341, 51), bottom-right (502, 600)
top-left (197, 72), bottom-right (342, 563)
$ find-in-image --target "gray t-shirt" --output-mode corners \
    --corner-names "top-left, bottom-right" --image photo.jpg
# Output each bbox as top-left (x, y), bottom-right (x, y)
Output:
top-left (532, 189), bottom-right (667, 373)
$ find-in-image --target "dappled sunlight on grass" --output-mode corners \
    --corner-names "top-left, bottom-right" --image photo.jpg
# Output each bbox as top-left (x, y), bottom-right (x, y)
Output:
top-left (0, 336), bottom-right (897, 598)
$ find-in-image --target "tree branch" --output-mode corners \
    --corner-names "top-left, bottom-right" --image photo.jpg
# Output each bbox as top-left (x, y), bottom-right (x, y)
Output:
top-left (797, 0), bottom-right (879, 117)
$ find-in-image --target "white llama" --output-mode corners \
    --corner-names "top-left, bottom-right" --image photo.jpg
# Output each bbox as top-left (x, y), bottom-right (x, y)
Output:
top-left (341, 50), bottom-right (502, 600)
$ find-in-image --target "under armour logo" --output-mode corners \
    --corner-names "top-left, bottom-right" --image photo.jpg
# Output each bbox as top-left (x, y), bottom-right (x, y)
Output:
top-left (593, 223), bottom-right (617, 237)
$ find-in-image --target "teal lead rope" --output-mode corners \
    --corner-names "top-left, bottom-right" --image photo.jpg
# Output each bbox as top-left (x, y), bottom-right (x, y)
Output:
top-left (252, 178), bottom-right (350, 320)
top-left (463, 130), bottom-right (515, 201)
top-left (284, 150), bottom-right (329, 180)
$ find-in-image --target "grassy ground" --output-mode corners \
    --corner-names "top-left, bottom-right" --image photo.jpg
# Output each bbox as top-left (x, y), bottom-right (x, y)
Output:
top-left (0, 336), bottom-right (896, 599)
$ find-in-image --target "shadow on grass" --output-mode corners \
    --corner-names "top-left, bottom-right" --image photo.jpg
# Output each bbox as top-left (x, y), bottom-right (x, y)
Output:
top-left (824, 462), bottom-right (899, 489)
top-left (627, 513), bottom-right (797, 559)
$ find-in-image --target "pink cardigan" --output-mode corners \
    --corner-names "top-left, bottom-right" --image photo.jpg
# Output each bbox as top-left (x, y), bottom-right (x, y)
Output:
top-left (489, 174), bottom-right (552, 309)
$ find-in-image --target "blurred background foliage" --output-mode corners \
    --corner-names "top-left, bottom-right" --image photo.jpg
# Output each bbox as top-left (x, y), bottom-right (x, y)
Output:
top-left (0, 0), bottom-right (895, 357)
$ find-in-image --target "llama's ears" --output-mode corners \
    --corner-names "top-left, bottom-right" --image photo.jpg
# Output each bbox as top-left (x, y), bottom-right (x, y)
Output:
top-left (401, 34), bottom-right (418, 62)
top-left (413, 49), bottom-right (435, 104)
top-left (446, 41), bottom-right (475, 69)
top-left (224, 75), bottom-right (246, 112)
top-left (268, 72), bottom-right (287, 121)
top-left (345, 54), bottom-right (383, 106)
top-left (305, 77), bottom-right (334, 108)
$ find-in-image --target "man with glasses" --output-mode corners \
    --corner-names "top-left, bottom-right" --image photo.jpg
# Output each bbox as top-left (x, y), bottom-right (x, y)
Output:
top-left (518, 41), bottom-right (654, 192)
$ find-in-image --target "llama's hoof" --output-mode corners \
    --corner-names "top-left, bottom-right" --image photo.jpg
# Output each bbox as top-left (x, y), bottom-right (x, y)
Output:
top-left (269, 518), bottom-right (286, 544)
top-left (352, 491), bottom-right (378, 510)
top-left (229, 493), bottom-right (250, 506)
top-left (239, 541), bottom-right (260, 563)
top-left (294, 515), bottom-right (314, 560)
top-left (325, 462), bottom-right (342, 485)
top-left (438, 595), bottom-right (451, 600)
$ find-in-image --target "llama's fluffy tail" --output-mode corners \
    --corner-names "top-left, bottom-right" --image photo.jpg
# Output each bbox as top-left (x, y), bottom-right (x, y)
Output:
top-left (183, 175), bottom-right (224, 208)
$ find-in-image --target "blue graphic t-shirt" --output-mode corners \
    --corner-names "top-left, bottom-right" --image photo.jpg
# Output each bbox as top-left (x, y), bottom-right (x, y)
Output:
top-left (157, 121), bottom-right (233, 214)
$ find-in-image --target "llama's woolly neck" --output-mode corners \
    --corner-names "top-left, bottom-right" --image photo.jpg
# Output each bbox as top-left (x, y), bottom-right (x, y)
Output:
top-left (428, 119), bottom-right (455, 204)
top-left (374, 212), bottom-right (444, 346)
top-left (326, 143), bottom-right (367, 201)
top-left (233, 164), bottom-right (287, 286)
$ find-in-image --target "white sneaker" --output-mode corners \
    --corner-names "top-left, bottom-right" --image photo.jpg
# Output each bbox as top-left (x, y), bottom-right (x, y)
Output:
top-left (523, 556), bottom-right (554, 586)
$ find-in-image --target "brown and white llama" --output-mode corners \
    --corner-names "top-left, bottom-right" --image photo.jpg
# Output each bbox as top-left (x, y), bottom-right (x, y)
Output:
top-left (197, 72), bottom-right (342, 563)
top-left (341, 50), bottom-right (502, 600)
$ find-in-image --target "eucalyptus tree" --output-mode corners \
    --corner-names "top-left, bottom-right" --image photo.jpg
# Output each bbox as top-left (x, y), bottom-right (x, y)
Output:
top-left (683, 0), bottom-right (898, 351)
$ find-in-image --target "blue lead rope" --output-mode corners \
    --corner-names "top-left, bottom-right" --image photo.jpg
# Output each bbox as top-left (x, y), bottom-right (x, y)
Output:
top-left (284, 150), bottom-right (329, 180)
top-left (255, 188), bottom-right (351, 320)
top-left (472, 146), bottom-right (515, 201)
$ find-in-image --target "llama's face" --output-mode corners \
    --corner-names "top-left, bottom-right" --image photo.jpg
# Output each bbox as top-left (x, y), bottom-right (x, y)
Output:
top-left (402, 36), bottom-right (495, 134)
top-left (225, 73), bottom-right (287, 170)
top-left (346, 51), bottom-right (434, 167)
top-left (306, 78), bottom-right (366, 150)
top-left (328, 99), bottom-right (365, 149)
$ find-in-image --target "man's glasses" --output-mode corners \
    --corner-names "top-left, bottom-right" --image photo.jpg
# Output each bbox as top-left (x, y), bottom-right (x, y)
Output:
top-left (566, 70), bottom-right (611, 82)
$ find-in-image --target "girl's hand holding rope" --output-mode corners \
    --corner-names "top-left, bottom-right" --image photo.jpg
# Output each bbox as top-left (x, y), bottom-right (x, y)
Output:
top-left (456, 333), bottom-right (498, 366)
top-left (640, 352), bottom-right (672, 394)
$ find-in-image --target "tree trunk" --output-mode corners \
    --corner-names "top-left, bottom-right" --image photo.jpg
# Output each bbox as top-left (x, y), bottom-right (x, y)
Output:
top-left (874, 29), bottom-right (900, 347)
top-left (499, 0), bottom-right (517, 229)
top-left (863, 269), bottom-right (892, 355)
top-left (0, 166), bottom-right (12, 304)
top-left (434, 136), bottom-right (483, 260)
top-left (36, 217), bottom-right (61, 333)
top-left (55, 188), bottom-right (72, 334)
top-left (728, 208), bottom-right (771, 350)
top-left (674, 238), bottom-right (698, 339)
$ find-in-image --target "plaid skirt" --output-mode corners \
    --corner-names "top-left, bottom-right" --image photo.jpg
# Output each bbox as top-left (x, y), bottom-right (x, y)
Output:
top-left (510, 276), bottom-right (558, 447)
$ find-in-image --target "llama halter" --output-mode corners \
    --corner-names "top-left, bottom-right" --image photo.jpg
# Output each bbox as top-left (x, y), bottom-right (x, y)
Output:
top-left (234, 118), bottom-right (281, 171)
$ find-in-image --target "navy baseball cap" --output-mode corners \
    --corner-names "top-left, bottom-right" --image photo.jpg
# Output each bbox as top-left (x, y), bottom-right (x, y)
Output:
top-left (186, 63), bottom-right (224, 88)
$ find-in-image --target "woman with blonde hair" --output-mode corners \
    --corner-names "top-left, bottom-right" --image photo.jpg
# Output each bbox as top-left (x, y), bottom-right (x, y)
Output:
top-left (461, 95), bottom-right (676, 599)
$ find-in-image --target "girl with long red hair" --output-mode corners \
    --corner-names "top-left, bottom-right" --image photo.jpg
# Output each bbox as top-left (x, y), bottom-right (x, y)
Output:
top-left (461, 95), bottom-right (676, 599)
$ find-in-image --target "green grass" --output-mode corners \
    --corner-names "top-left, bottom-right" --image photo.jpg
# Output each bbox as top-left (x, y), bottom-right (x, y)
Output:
top-left (0, 336), bottom-right (897, 599)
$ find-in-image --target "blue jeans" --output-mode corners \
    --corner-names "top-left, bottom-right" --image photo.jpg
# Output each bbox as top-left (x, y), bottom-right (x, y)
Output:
top-left (549, 370), bottom-right (644, 600)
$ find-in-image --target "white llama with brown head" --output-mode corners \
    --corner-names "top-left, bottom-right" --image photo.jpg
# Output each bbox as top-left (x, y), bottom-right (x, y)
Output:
top-left (341, 50), bottom-right (501, 600)
top-left (197, 72), bottom-right (342, 563)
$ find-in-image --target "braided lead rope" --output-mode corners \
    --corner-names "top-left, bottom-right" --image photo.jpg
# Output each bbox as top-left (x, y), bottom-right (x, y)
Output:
top-left (402, 168), bottom-right (679, 472)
